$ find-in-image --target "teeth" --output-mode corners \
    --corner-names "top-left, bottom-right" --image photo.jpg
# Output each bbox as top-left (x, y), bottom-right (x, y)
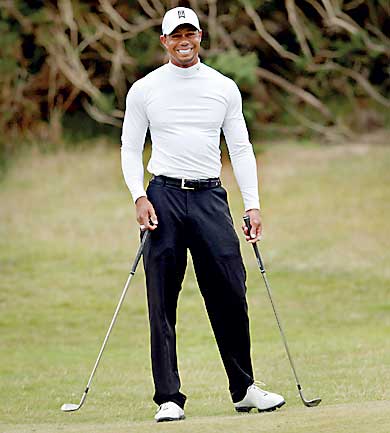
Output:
top-left (178, 49), bottom-right (191, 54)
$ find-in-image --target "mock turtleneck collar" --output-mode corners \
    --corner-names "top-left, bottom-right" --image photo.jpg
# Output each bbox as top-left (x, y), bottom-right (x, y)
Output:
top-left (167, 59), bottom-right (201, 77)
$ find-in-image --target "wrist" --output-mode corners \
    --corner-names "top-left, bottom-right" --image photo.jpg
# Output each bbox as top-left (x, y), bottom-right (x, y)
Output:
top-left (135, 195), bottom-right (147, 204)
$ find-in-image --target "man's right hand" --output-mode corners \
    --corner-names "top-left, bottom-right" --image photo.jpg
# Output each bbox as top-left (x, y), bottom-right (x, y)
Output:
top-left (135, 196), bottom-right (158, 231)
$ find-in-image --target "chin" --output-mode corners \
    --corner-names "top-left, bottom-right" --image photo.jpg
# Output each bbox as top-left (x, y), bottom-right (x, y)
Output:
top-left (176, 56), bottom-right (196, 66)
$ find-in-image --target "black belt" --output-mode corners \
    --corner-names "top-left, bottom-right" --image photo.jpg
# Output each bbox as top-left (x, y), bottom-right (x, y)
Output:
top-left (152, 175), bottom-right (221, 190)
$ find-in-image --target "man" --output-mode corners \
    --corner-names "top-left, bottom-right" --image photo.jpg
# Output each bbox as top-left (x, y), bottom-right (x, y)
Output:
top-left (121, 6), bottom-right (285, 422)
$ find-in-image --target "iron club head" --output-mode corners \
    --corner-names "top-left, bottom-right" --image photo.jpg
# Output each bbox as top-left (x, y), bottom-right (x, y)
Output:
top-left (61, 403), bottom-right (81, 412)
top-left (299, 389), bottom-right (321, 407)
top-left (61, 388), bottom-right (88, 412)
top-left (303, 397), bottom-right (322, 407)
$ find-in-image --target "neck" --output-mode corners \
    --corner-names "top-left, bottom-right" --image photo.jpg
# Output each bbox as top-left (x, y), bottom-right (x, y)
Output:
top-left (167, 58), bottom-right (201, 78)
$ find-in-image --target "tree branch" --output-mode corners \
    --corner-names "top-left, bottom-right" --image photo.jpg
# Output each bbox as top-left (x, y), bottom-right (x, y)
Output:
top-left (81, 98), bottom-right (123, 127)
top-left (256, 66), bottom-right (332, 119)
top-left (321, 0), bottom-right (388, 54)
top-left (285, 0), bottom-right (312, 58)
top-left (137, 0), bottom-right (158, 19)
top-left (284, 104), bottom-right (352, 141)
top-left (207, 0), bottom-right (218, 51)
top-left (58, 0), bottom-right (78, 47)
top-left (149, 0), bottom-right (165, 16)
top-left (241, 0), bottom-right (300, 62)
top-left (98, 0), bottom-right (133, 31)
top-left (307, 62), bottom-right (390, 107)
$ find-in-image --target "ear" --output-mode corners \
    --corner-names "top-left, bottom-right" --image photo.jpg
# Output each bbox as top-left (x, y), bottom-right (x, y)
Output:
top-left (160, 34), bottom-right (167, 48)
top-left (199, 30), bottom-right (203, 42)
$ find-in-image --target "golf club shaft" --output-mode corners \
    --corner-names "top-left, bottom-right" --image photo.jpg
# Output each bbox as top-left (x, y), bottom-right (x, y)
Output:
top-left (243, 217), bottom-right (302, 389)
top-left (254, 246), bottom-right (303, 389)
top-left (81, 230), bottom-right (149, 397)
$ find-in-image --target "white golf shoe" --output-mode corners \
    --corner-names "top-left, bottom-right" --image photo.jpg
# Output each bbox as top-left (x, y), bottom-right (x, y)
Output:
top-left (234, 383), bottom-right (285, 413)
top-left (154, 401), bottom-right (185, 422)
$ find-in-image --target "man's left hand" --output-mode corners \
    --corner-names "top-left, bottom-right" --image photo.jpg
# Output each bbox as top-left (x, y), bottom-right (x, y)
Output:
top-left (242, 209), bottom-right (262, 243)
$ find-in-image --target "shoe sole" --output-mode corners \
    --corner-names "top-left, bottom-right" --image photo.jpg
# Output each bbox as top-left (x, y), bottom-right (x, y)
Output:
top-left (156, 415), bottom-right (185, 423)
top-left (235, 400), bottom-right (286, 413)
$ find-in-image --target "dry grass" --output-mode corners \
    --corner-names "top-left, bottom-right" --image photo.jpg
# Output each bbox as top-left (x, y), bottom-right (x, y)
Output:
top-left (2, 401), bottom-right (390, 433)
top-left (1, 140), bottom-right (389, 433)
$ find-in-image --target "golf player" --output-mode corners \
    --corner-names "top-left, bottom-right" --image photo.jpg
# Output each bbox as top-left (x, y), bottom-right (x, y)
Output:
top-left (121, 6), bottom-right (285, 422)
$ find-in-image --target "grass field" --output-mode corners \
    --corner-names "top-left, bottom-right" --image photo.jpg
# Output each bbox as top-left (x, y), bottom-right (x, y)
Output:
top-left (1, 140), bottom-right (389, 433)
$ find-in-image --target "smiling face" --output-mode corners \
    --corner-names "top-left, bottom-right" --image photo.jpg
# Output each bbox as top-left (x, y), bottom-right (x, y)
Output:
top-left (160, 24), bottom-right (202, 68)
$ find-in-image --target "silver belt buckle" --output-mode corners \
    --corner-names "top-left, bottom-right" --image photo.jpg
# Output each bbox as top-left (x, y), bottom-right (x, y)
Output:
top-left (181, 178), bottom-right (195, 190)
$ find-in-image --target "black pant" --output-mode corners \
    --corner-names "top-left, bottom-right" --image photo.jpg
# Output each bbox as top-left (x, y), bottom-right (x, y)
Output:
top-left (143, 178), bottom-right (254, 408)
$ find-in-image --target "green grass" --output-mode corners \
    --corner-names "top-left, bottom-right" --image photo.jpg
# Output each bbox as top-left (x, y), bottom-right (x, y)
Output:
top-left (1, 140), bottom-right (389, 432)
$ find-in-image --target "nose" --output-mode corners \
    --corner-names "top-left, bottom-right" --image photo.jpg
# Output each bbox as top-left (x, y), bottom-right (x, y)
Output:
top-left (178, 39), bottom-right (191, 48)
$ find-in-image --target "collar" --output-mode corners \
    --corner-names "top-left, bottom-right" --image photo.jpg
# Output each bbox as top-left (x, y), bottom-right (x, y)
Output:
top-left (167, 59), bottom-right (202, 77)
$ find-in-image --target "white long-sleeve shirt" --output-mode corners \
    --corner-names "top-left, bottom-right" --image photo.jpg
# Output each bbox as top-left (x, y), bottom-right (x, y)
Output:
top-left (121, 60), bottom-right (260, 210)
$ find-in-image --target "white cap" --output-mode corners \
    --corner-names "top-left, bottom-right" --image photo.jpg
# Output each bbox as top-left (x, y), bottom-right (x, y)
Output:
top-left (162, 7), bottom-right (201, 35)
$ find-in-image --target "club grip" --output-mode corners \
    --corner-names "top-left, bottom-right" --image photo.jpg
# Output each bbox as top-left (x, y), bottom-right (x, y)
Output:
top-left (243, 215), bottom-right (252, 234)
top-left (243, 215), bottom-right (266, 273)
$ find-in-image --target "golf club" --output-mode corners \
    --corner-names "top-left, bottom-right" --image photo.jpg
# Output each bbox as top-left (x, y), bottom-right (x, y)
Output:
top-left (243, 216), bottom-right (321, 408)
top-left (61, 229), bottom-right (149, 412)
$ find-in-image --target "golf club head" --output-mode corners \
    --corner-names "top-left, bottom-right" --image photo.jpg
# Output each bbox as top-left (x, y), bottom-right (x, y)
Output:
top-left (299, 389), bottom-right (321, 407)
top-left (61, 389), bottom-right (88, 412)
top-left (61, 403), bottom-right (81, 412)
top-left (303, 398), bottom-right (322, 407)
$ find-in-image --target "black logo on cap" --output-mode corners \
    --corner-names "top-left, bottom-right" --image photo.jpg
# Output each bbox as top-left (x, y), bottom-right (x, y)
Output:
top-left (178, 10), bottom-right (185, 18)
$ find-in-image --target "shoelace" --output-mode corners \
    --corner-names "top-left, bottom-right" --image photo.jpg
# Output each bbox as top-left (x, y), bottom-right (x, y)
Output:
top-left (250, 380), bottom-right (268, 395)
top-left (157, 402), bottom-right (172, 412)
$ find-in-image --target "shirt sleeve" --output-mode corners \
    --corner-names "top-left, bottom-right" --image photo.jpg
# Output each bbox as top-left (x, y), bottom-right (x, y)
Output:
top-left (120, 80), bottom-right (149, 203)
top-left (222, 82), bottom-right (260, 211)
